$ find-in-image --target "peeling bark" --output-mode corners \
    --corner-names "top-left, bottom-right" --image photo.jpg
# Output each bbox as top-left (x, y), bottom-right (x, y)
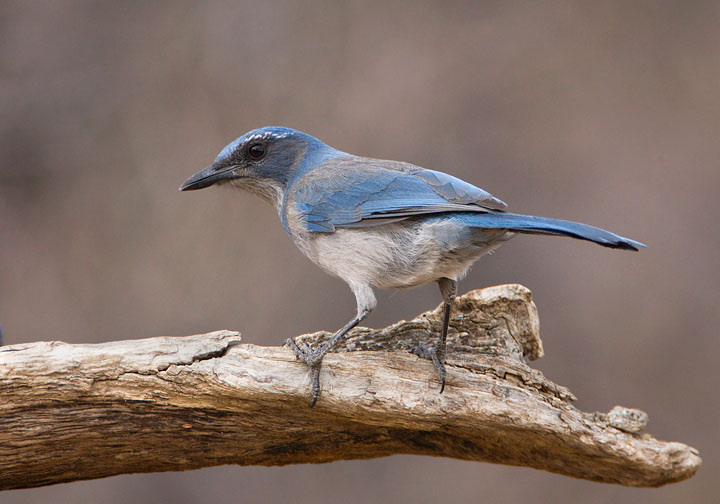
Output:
top-left (0, 284), bottom-right (700, 490)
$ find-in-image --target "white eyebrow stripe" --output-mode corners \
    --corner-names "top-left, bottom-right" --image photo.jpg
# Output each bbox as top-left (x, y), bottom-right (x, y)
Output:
top-left (246, 130), bottom-right (293, 143)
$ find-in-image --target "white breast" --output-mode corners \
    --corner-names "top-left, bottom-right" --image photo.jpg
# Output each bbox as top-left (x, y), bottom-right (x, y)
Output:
top-left (289, 216), bottom-right (513, 290)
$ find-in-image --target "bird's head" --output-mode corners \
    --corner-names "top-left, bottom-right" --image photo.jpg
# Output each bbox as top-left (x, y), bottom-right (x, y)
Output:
top-left (180, 126), bottom-right (338, 206)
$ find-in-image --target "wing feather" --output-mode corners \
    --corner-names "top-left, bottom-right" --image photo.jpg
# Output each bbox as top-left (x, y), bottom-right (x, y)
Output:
top-left (291, 158), bottom-right (506, 233)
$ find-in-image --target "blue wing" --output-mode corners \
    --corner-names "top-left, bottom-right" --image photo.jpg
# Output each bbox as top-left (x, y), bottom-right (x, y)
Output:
top-left (291, 158), bottom-right (507, 233)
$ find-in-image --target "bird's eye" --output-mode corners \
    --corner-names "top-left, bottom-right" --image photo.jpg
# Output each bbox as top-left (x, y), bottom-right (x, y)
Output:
top-left (248, 143), bottom-right (266, 160)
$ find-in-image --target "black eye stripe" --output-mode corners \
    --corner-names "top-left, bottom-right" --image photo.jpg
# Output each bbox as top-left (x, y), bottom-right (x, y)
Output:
top-left (248, 142), bottom-right (266, 159)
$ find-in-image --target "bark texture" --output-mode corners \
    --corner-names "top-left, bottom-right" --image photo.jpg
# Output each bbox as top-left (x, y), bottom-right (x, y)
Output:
top-left (0, 284), bottom-right (700, 490)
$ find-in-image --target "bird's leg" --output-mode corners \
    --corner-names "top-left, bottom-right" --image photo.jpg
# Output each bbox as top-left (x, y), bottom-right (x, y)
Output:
top-left (413, 277), bottom-right (457, 393)
top-left (285, 284), bottom-right (376, 407)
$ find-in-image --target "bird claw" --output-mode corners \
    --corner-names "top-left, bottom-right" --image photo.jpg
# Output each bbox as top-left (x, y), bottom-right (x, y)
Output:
top-left (284, 338), bottom-right (323, 407)
top-left (412, 341), bottom-right (447, 393)
top-left (285, 338), bottom-right (324, 366)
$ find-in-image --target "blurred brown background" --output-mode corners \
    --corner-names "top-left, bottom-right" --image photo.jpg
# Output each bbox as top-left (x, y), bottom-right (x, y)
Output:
top-left (1, 1), bottom-right (718, 502)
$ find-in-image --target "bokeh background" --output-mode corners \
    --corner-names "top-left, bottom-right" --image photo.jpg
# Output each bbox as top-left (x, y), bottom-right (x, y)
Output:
top-left (1, 1), bottom-right (718, 502)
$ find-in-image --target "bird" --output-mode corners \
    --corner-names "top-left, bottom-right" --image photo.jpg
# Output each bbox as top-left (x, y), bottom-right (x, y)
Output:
top-left (180, 126), bottom-right (645, 407)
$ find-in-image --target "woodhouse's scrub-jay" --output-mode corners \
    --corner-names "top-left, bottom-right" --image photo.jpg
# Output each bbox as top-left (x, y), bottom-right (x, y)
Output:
top-left (181, 127), bottom-right (644, 406)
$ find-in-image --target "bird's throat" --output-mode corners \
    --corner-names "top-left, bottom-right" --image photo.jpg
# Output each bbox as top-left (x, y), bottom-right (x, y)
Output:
top-left (229, 178), bottom-right (285, 209)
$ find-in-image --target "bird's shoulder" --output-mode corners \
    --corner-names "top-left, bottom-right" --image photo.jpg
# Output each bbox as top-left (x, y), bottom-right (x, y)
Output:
top-left (293, 155), bottom-right (412, 185)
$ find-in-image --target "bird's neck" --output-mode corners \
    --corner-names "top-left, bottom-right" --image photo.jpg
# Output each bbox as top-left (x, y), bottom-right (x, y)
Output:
top-left (289, 145), bottom-right (348, 184)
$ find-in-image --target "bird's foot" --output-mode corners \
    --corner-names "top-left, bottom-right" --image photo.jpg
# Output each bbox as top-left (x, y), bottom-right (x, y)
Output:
top-left (284, 338), bottom-right (325, 407)
top-left (411, 341), bottom-right (447, 393)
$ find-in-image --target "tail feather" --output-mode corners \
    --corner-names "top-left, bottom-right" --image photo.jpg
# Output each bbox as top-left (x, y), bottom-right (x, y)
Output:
top-left (457, 212), bottom-right (646, 251)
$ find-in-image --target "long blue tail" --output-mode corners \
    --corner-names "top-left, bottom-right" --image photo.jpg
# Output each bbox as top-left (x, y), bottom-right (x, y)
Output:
top-left (458, 212), bottom-right (646, 251)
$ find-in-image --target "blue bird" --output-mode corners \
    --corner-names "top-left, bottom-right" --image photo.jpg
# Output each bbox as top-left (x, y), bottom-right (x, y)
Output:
top-left (181, 126), bottom-right (645, 406)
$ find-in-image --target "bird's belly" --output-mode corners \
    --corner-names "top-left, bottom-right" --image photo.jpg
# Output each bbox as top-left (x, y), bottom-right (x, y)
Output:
top-left (303, 218), bottom-right (513, 289)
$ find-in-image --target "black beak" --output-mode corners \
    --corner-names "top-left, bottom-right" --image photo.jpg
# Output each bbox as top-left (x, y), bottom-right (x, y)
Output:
top-left (179, 162), bottom-right (239, 191)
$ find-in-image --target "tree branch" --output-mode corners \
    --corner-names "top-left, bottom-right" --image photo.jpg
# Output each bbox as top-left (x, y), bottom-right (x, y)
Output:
top-left (0, 284), bottom-right (700, 490)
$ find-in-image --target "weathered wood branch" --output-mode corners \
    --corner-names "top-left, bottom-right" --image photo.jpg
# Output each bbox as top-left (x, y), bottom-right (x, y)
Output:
top-left (0, 284), bottom-right (700, 490)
